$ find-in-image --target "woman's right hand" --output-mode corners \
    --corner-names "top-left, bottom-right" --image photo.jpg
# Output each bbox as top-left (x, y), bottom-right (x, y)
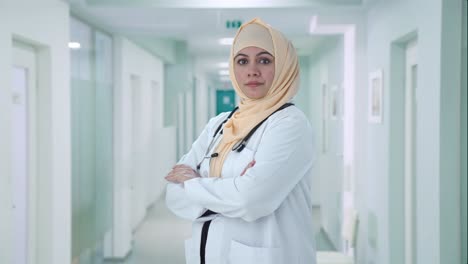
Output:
top-left (165, 164), bottom-right (200, 184)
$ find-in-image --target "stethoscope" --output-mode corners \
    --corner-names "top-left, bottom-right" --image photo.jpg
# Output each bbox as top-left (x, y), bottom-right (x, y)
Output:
top-left (196, 102), bottom-right (294, 171)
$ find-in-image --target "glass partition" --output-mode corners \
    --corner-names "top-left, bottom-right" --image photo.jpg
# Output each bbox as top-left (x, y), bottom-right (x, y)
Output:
top-left (70, 17), bottom-right (114, 263)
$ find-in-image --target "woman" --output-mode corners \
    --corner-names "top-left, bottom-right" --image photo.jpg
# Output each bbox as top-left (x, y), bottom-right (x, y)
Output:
top-left (165, 18), bottom-right (316, 264)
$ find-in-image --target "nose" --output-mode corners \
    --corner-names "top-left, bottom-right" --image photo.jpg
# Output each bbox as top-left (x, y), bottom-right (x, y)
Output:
top-left (247, 64), bottom-right (260, 77)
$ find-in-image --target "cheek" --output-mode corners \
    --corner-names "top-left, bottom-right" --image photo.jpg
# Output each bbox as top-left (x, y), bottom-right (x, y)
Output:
top-left (233, 68), bottom-right (244, 83)
top-left (265, 70), bottom-right (275, 84)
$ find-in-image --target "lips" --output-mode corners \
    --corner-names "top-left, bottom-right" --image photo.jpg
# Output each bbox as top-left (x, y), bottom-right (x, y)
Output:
top-left (245, 81), bottom-right (263, 87)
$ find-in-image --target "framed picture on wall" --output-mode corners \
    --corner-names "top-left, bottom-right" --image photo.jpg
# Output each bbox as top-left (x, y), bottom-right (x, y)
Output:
top-left (368, 69), bottom-right (383, 123)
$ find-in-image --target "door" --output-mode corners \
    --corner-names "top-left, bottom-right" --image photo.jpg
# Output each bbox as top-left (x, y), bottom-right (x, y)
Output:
top-left (11, 42), bottom-right (37, 264)
top-left (185, 90), bottom-right (194, 152)
top-left (177, 93), bottom-right (186, 159)
top-left (404, 39), bottom-right (418, 264)
top-left (130, 74), bottom-right (144, 231)
top-left (148, 80), bottom-right (160, 204)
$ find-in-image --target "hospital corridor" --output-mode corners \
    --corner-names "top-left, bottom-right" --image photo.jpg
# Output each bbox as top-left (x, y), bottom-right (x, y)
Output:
top-left (0, 0), bottom-right (466, 264)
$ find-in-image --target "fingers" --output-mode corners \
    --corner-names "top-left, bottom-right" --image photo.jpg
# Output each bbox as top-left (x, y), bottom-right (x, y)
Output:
top-left (165, 164), bottom-right (200, 183)
top-left (168, 165), bottom-right (194, 175)
top-left (165, 175), bottom-right (178, 183)
top-left (165, 174), bottom-right (195, 184)
top-left (240, 159), bottom-right (256, 176)
top-left (165, 172), bottom-right (186, 183)
top-left (240, 168), bottom-right (247, 176)
top-left (172, 164), bottom-right (191, 170)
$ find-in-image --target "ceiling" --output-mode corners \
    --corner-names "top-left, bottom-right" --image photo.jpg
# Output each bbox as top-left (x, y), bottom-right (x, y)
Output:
top-left (68, 0), bottom-right (371, 82)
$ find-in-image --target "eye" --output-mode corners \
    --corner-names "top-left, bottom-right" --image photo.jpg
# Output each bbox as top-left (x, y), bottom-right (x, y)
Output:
top-left (259, 57), bottom-right (272, 64)
top-left (236, 58), bottom-right (248, 65)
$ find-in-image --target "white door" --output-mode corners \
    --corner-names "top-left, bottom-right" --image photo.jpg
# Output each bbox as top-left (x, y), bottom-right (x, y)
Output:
top-left (404, 39), bottom-right (418, 264)
top-left (177, 93), bottom-right (185, 159)
top-left (130, 75), bottom-right (144, 231)
top-left (185, 90), bottom-right (193, 153)
top-left (11, 42), bottom-right (37, 264)
top-left (148, 80), bottom-right (160, 204)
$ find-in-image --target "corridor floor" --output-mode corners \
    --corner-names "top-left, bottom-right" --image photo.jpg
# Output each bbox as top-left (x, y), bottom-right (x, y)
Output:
top-left (104, 194), bottom-right (192, 264)
top-left (102, 193), bottom-right (332, 264)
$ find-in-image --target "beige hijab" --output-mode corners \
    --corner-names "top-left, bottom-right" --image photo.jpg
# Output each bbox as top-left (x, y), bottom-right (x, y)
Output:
top-left (210, 18), bottom-right (300, 177)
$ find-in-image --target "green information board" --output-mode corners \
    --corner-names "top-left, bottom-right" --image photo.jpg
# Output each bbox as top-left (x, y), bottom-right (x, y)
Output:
top-left (216, 90), bottom-right (236, 115)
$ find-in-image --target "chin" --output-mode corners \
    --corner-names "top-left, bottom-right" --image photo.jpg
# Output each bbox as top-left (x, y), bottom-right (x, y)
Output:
top-left (247, 94), bottom-right (266, 100)
top-left (241, 87), bottom-right (267, 100)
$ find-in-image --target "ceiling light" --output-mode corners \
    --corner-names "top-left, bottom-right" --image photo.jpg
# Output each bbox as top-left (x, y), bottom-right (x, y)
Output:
top-left (218, 38), bottom-right (234, 45)
top-left (68, 42), bottom-right (81, 49)
top-left (309, 16), bottom-right (318, 33)
top-left (217, 62), bottom-right (229, 68)
top-left (218, 70), bottom-right (230, 76)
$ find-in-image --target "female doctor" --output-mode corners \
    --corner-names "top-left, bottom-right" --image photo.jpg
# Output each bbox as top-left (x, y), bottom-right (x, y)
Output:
top-left (165, 18), bottom-right (316, 264)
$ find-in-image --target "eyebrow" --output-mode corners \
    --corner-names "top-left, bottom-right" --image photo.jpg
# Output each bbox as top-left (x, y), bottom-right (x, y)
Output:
top-left (233, 51), bottom-right (274, 60)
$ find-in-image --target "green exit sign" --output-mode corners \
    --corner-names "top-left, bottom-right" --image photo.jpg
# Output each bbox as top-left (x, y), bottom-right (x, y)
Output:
top-left (226, 20), bottom-right (242, 29)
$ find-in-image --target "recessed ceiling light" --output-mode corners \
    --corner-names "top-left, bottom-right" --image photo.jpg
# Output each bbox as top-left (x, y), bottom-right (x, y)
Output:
top-left (217, 62), bottom-right (229, 68)
top-left (218, 38), bottom-right (234, 45)
top-left (68, 42), bottom-right (81, 49)
top-left (218, 70), bottom-right (230, 76)
top-left (309, 16), bottom-right (318, 33)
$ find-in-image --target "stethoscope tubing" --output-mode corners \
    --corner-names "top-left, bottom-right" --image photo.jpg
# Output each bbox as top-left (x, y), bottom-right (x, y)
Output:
top-left (196, 103), bottom-right (294, 171)
top-left (214, 103), bottom-right (294, 152)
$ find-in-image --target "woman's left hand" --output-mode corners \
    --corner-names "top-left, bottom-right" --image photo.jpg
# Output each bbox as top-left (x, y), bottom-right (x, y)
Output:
top-left (240, 160), bottom-right (256, 176)
top-left (165, 164), bottom-right (200, 184)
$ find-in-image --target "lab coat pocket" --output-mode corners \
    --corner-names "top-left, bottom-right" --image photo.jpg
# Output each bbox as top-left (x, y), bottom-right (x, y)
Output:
top-left (228, 240), bottom-right (282, 264)
top-left (184, 238), bottom-right (198, 264)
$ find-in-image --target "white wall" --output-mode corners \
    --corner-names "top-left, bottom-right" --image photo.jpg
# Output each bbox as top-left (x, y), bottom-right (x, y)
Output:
top-left (306, 54), bottom-right (322, 209)
top-left (197, 76), bottom-right (209, 134)
top-left (461, 2), bottom-right (467, 263)
top-left (110, 36), bottom-right (173, 258)
top-left (185, 89), bottom-right (194, 152)
top-left (164, 42), bottom-right (194, 128)
top-left (438, 1), bottom-right (464, 263)
top-left (192, 56), bottom-right (227, 134)
top-left (0, 1), bottom-right (71, 264)
top-left (193, 71), bottom-right (210, 135)
top-left (295, 57), bottom-right (311, 120)
top-left (364, 0), bottom-right (463, 263)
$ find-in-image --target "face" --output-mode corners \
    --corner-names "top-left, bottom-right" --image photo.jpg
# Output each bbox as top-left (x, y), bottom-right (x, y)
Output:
top-left (233, 46), bottom-right (275, 100)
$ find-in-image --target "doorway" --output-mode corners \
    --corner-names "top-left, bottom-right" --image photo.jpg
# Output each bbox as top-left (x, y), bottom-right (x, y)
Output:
top-left (11, 41), bottom-right (38, 264)
top-left (404, 39), bottom-right (418, 264)
top-left (185, 90), bottom-right (194, 151)
top-left (177, 93), bottom-right (186, 158)
top-left (130, 74), bottom-right (145, 231)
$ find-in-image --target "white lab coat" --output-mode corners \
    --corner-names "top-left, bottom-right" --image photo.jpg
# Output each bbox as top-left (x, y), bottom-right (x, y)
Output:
top-left (166, 105), bottom-right (317, 264)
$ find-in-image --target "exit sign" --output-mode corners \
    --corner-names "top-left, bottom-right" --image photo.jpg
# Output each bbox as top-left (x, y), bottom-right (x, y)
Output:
top-left (226, 20), bottom-right (242, 29)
